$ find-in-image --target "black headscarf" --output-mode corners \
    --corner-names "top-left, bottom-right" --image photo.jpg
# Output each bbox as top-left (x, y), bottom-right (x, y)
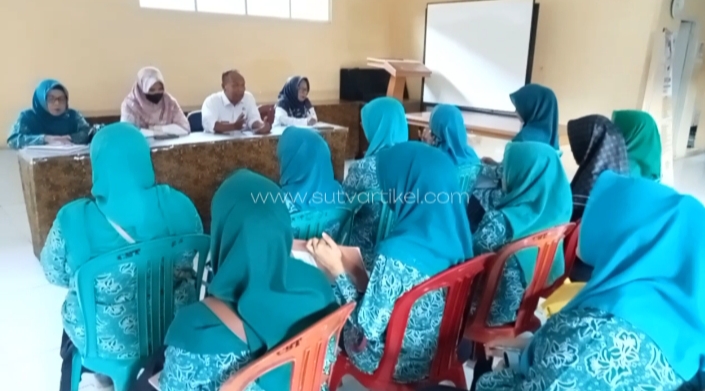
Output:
top-left (276, 76), bottom-right (312, 118)
top-left (567, 115), bottom-right (629, 221)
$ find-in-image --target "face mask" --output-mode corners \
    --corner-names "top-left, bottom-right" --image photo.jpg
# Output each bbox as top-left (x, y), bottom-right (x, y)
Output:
top-left (145, 93), bottom-right (163, 104)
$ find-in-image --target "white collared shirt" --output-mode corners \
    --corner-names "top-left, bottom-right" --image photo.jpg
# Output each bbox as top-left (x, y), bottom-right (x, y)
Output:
top-left (201, 91), bottom-right (262, 133)
top-left (273, 106), bottom-right (318, 127)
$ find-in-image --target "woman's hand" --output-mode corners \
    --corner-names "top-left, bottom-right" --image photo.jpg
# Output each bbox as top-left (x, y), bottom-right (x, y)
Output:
top-left (481, 156), bottom-right (497, 165)
top-left (306, 233), bottom-right (344, 277)
top-left (307, 117), bottom-right (317, 126)
top-left (45, 135), bottom-right (72, 145)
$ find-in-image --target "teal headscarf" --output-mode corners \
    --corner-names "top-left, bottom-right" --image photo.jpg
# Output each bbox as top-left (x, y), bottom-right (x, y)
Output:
top-left (558, 172), bottom-right (705, 382)
top-left (510, 84), bottom-right (560, 150)
top-left (167, 170), bottom-right (337, 390)
top-left (429, 104), bottom-right (480, 166)
top-left (14, 79), bottom-right (87, 136)
top-left (376, 142), bottom-right (474, 275)
top-left (496, 141), bottom-right (572, 283)
top-left (361, 97), bottom-right (409, 157)
top-left (57, 123), bottom-right (201, 270)
top-left (278, 127), bottom-right (344, 210)
top-left (612, 110), bottom-right (662, 181)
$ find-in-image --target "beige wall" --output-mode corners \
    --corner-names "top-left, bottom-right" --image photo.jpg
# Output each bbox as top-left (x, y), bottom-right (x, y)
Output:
top-left (0, 0), bottom-right (393, 143)
top-left (2, 0), bottom-right (702, 149)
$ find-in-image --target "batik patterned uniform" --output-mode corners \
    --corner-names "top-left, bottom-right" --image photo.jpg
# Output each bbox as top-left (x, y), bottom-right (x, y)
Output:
top-left (471, 210), bottom-right (525, 326)
top-left (333, 254), bottom-right (445, 382)
top-left (477, 308), bottom-right (695, 391)
top-left (343, 157), bottom-right (383, 269)
top-left (40, 215), bottom-right (202, 359)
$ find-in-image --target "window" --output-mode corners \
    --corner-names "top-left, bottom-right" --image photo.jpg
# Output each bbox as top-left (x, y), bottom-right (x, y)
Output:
top-left (140, 0), bottom-right (330, 21)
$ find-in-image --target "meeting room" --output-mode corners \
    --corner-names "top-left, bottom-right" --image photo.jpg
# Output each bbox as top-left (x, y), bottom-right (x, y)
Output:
top-left (2, 0), bottom-right (705, 390)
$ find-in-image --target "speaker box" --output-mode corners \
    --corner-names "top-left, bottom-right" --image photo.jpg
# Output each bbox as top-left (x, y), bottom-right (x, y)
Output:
top-left (339, 68), bottom-right (409, 102)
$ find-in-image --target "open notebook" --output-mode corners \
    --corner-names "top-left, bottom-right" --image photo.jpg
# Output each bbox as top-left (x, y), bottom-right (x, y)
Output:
top-left (292, 239), bottom-right (368, 291)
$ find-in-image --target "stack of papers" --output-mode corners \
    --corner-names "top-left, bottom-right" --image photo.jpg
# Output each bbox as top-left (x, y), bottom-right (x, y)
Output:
top-left (23, 144), bottom-right (89, 157)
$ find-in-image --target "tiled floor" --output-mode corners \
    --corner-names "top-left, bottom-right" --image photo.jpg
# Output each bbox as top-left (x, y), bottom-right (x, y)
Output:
top-left (1, 145), bottom-right (703, 390)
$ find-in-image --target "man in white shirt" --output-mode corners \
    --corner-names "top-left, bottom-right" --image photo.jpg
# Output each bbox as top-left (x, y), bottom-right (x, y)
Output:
top-left (201, 70), bottom-right (271, 134)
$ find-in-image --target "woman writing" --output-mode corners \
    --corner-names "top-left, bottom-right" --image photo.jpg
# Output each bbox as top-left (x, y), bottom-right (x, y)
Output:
top-left (343, 97), bottom-right (409, 265)
top-left (309, 142), bottom-right (474, 383)
top-left (476, 171), bottom-right (705, 391)
top-left (273, 76), bottom-right (318, 127)
top-left (472, 141), bottom-right (572, 326)
top-left (121, 66), bottom-right (190, 132)
top-left (39, 123), bottom-right (203, 390)
top-left (160, 170), bottom-right (338, 391)
top-left (8, 79), bottom-right (92, 149)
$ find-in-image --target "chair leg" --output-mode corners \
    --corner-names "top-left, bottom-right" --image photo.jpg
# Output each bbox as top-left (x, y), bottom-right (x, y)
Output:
top-left (110, 366), bottom-right (139, 391)
top-left (328, 359), bottom-right (347, 391)
top-left (70, 351), bottom-right (82, 391)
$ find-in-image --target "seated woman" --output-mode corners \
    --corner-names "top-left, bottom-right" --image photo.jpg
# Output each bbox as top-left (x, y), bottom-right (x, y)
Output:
top-left (612, 110), bottom-right (661, 181)
top-left (343, 97), bottom-right (408, 266)
top-left (476, 171), bottom-right (705, 391)
top-left (309, 142), bottom-right (474, 383)
top-left (423, 104), bottom-right (481, 191)
top-left (474, 84), bottom-right (559, 212)
top-left (472, 141), bottom-right (571, 326)
top-left (567, 115), bottom-right (629, 221)
top-left (278, 127), bottom-right (345, 238)
top-left (121, 66), bottom-right (190, 132)
top-left (160, 169), bottom-right (338, 391)
top-left (39, 123), bottom-right (203, 390)
top-left (273, 76), bottom-right (317, 127)
top-left (8, 79), bottom-right (92, 150)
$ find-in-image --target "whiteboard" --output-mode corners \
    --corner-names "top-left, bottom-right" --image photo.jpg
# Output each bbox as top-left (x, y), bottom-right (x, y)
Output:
top-left (422, 0), bottom-right (536, 113)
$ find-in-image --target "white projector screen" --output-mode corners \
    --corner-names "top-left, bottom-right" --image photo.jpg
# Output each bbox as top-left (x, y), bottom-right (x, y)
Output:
top-left (422, 0), bottom-right (537, 114)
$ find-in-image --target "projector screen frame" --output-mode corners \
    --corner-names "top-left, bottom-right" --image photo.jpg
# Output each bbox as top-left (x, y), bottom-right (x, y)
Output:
top-left (421, 0), bottom-right (540, 117)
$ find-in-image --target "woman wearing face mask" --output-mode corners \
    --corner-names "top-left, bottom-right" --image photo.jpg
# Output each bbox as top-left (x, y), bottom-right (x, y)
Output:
top-left (7, 79), bottom-right (93, 149)
top-left (273, 76), bottom-right (318, 127)
top-left (120, 66), bottom-right (190, 132)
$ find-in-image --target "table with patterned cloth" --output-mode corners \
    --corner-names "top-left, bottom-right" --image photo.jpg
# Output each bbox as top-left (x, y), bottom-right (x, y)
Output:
top-left (18, 125), bottom-right (348, 257)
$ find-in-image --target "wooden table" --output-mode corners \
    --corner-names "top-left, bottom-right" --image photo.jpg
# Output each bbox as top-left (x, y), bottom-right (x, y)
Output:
top-left (406, 111), bottom-right (569, 146)
top-left (19, 124), bottom-right (348, 257)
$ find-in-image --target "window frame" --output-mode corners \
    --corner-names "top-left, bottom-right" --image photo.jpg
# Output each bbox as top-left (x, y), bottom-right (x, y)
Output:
top-left (138, 0), bottom-right (331, 23)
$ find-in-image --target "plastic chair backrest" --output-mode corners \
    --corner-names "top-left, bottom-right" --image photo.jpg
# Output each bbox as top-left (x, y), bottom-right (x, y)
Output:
top-left (187, 111), bottom-right (203, 132)
top-left (459, 164), bottom-right (481, 193)
top-left (371, 254), bottom-right (491, 384)
top-left (290, 207), bottom-right (355, 244)
top-left (468, 224), bottom-right (574, 337)
top-left (220, 302), bottom-right (356, 391)
top-left (353, 190), bottom-right (394, 243)
top-left (76, 234), bottom-right (210, 361)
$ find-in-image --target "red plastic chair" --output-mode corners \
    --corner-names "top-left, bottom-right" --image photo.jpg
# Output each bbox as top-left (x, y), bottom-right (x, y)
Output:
top-left (329, 254), bottom-right (493, 391)
top-left (540, 222), bottom-right (580, 297)
top-left (220, 302), bottom-right (355, 391)
top-left (464, 223), bottom-right (574, 346)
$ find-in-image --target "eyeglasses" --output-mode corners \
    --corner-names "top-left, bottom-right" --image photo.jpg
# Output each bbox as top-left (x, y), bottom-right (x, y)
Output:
top-left (47, 96), bottom-right (67, 104)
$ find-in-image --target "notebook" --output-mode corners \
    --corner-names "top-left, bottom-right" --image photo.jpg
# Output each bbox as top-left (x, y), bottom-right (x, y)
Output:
top-left (292, 239), bottom-right (368, 291)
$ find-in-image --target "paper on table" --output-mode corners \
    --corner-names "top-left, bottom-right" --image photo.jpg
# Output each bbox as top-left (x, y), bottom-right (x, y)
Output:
top-left (148, 372), bottom-right (161, 390)
top-left (141, 125), bottom-right (189, 138)
top-left (292, 239), bottom-right (368, 291)
top-left (23, 144), bottom-right (89, 157)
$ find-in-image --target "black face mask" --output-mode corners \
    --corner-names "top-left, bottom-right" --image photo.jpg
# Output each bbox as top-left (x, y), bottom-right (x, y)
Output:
top-left (145, 93), bottom-right (164, 104)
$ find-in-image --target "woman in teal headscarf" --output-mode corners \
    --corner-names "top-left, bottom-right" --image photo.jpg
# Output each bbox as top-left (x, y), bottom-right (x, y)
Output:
top-left (8, 79), bottom-right (93, 150)
top-left (278, 126), bottom-right (344, 212)
top-left (476, 171), bottom-right (705, 391)
top-left (424, 104), bottom-right (481, 192)
top-left (473, 84), bottom-right (560, 212)
top-left (472, 141), bottom-right (572, 326)
top-left (160, 170), bottom-right (338, 391)
top-left (343, 97), bottom-right (409, 266)
top-left (310, 142), bottom-right (474, 383)
top-left (39, 123), bottom-right (203, 389)
top-left (612, 110), bottom-right (662, 181)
